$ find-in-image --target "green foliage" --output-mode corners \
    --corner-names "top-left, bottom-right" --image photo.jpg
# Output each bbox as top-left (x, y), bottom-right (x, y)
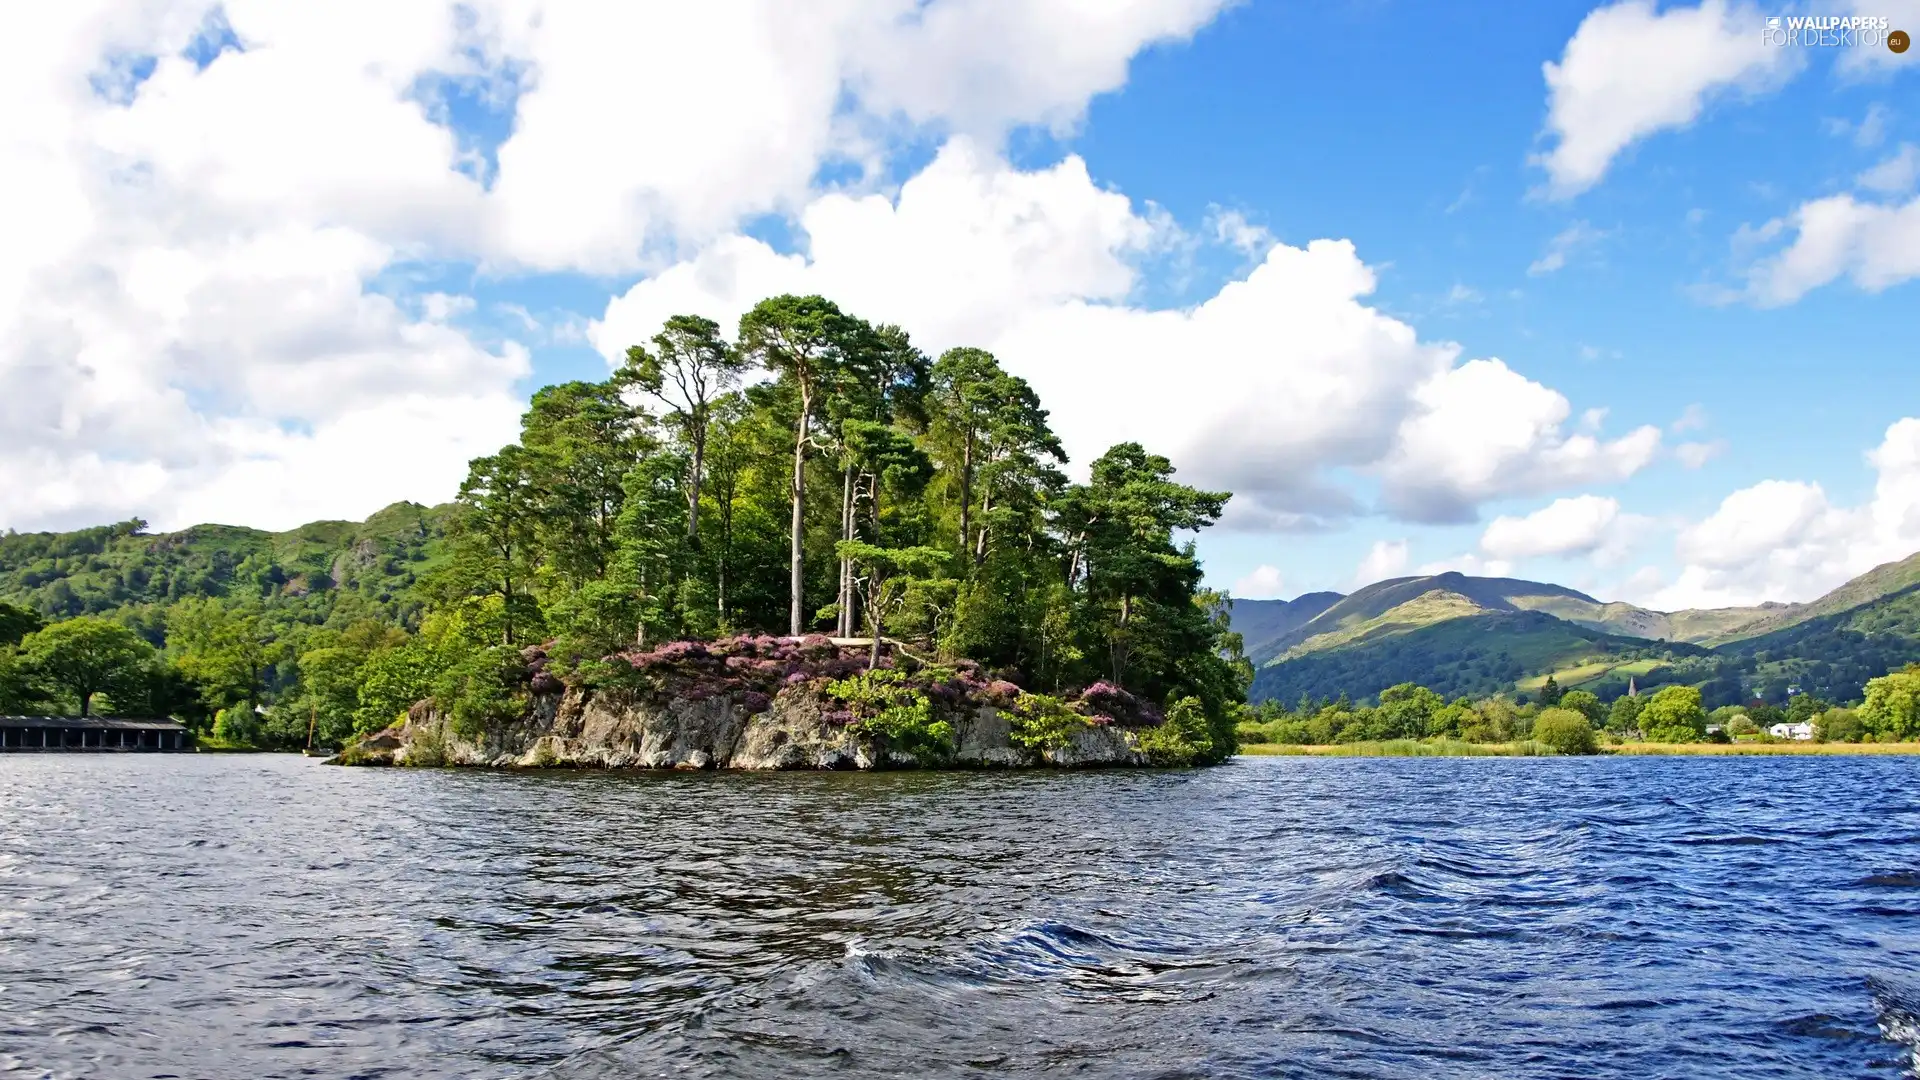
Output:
top-left (1006, 691), bottom-right (1090, 751)
top-left (1640, 685), bottom-right (1707, 743)
top-left (1814, 707), bottom-right (1864, 743)
top-left (822, 669), bottom-right (953, 762)
top-left (1559, 689), bottom-right (1605, 726)
top-left (0, 601), bottom-right (44, 646)
top-left (1607, 694), bottom-right (1645, 734)
top-left (17, 617), bottom-right (156, 716)
top-left (1532, 708), bottom-right (1599, 755)
top-left (212, 705), bottom-right (262, 746)
top-left (1134, 696), bottom-right (1215, 767)
top-left (1859, 669), bottom-right (1920, 740)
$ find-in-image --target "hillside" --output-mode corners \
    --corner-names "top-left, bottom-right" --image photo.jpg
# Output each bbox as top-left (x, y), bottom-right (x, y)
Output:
top-left (1237, 553), bottom-right (1920, 707)
top-left (1249, 609), bottom-right (1709, 705)
top-left (0, 502), bottom-right (454, 641)
top-left (1709, 550), bottom-right (1920, 645)
top-left (1226, 592), bottom-right (1342, 663)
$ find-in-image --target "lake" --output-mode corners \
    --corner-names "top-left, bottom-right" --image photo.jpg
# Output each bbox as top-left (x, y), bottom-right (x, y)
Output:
top-left (2, 753), bottom-right (1917, 1078)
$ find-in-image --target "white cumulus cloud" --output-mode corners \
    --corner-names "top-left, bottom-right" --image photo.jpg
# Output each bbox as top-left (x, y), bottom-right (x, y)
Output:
top-left (1742, 192), bottom-right (1920, 305)
top-left (1232, 564), bottom-right (1285, 600)
top-left (1535, 0), bottom-right (1796, 198)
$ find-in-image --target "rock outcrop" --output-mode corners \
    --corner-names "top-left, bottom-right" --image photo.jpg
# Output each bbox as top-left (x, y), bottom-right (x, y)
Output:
top-left (331, 683), bottom-right (1152, 770)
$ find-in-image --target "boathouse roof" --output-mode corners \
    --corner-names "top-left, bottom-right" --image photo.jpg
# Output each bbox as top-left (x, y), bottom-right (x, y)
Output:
top-left (0, 716), bottom-right (187, 732)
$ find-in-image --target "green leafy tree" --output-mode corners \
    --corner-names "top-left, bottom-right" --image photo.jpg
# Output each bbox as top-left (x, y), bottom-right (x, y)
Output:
top-left (518, 380), bottom-right (645, 588)
top-left (1859, 669), bottom-right (1920, 740)
top-left (167, 598), bottom-right (279, 710)
top-left (0, 602), bottom-right (44, 647)
top-left (1559, 689), bottom-right (1605, 726)
top-left (1377, 682), bottom-right (1443, 739)
top-left (451, 446), bottom-right (540, 646)
top-left (1814, 707), bottom-right (1864, 743)
top-left (623, 315), bottom-right (749, 544)
top-left (836, 541), bottom-right (948, 668)
top-left (1607, 693), bottom-right (1645, 734)
top-left (18, 617), bottom-right (155, 716)
top-left (1640, 685), bottom-right (1707, 743)
top-left (737, 294), bottom-right (863, 635)
top-left (1539, 674), bottom-right (1562, 706)
top-left (1533, 707), bottom-right (1598, 754)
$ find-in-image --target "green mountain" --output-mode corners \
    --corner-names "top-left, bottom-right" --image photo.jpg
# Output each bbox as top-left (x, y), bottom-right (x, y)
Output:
top-left (1226, 592), bottom-right (1342, 663)
top-left (0, 502), bottom-right (454, 642)
top-left (1235, 555), bottom-right (1920, 707)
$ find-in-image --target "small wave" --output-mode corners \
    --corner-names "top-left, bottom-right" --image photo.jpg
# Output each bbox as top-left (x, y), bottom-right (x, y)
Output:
top-left (1858, 873), bottom-right (1920, 888)
top-left (1870, 975), bottom-right (1920, 1073)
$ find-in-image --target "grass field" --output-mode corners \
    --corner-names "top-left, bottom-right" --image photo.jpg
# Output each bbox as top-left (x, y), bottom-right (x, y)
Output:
top-left (1516, 657), bottom-right (1665, 693)
top-left (1239, 739), bottom-right (1920, 758)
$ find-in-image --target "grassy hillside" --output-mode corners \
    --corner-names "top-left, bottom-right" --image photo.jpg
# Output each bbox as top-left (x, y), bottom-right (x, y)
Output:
top-left (1249, 609), bottom-right (1708, 705)
top-left (0, 502), bottom-right (454, 642)
top-left (1259, 571), bottom-right (1765, 654)
top-left (1226, 592), bottom-right (1342, 663)
top-left (1242, 553), bottom-right (1920, 708)
top-left (1709, 550), bottom-right (1920, 645)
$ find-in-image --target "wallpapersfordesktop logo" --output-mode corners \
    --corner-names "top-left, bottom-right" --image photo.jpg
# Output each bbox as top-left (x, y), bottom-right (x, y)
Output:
top-left (1763, 15), bottom-right (1909, 51)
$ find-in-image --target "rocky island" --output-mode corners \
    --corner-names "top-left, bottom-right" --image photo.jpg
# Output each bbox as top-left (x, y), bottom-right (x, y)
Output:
top-left (334, 635), bottom-right (1213, 770)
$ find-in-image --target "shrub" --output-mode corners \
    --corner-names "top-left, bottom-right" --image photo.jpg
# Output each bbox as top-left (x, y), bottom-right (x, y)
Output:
top-left (1133, 696), bottom-right (1213, 766)
top-left (822, 669), bottom-right (954, 762)
top-left (1532, 708), bottom-right (1598, 755)
top-left (1007, 692), bottom-right (1089, 751)
top-left (1815, 707), bottom-right (1864, 743)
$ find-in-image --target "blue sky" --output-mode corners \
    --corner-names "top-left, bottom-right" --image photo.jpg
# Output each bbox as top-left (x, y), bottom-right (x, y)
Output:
top-left (5, 0), bottom-right (1918, 611)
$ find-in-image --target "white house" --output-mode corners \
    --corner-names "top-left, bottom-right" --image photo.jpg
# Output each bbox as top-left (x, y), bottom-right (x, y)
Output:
top-left (1769, 721), bottom-right (1814, 741)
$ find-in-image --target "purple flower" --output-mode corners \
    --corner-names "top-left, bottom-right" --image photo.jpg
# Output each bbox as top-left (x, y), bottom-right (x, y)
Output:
top-left (530, 672), bottom-right (563, 695)
top-left (784, 672), bottom-right (810, 687)
top-left (824, 709), bottom-right (856, 726)
top-left (740, 691), bottom-right (772, 713)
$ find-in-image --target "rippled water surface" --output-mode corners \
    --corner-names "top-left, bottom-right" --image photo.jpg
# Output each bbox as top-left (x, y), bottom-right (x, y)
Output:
top-left (4, 754), bottom-right (1920, 1078)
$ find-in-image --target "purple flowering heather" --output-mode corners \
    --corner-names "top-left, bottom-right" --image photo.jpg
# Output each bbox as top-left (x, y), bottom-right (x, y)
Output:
top-left (739, 691), bottom-right (772, 713)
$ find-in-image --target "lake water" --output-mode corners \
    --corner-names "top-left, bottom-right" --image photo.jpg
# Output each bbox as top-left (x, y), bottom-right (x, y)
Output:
top-left (2, 754), bottom-right (1918, 1079)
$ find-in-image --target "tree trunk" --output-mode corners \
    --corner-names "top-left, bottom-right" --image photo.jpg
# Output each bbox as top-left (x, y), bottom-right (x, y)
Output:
top-left (974, 486), bottom-right (992, 564)
top-left (868, 580), bottom-right (884, 670)
top-left (789, 388), bottom-right (811, 637)
top-left (80, 690), bottom-right (93, 718)
top-left (958, 426), bottom-right (974, 554)
top-left (837, 466), bottom-right (854, 637)
top-left (687, 427), bottom-right (704, 543)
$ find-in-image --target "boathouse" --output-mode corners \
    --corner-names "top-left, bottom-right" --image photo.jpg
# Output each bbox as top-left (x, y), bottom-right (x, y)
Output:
top-left (0, 716), bottom-right (189, 752)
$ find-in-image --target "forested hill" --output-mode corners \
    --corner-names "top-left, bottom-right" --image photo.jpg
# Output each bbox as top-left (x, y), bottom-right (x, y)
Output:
top-left (1237, 554), bottom-right (1920, 708)
top-left (0, 502), bottom-right (453, 634)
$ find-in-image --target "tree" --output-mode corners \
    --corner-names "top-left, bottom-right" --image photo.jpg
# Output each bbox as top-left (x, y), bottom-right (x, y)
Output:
top-left (1859, 669), bottom-right (1920, 740)
top-left (1533, 707), bottom-right (1598, 754)
top-left (836, 541), bottom-right (949, 668)
top-left (1539, 674), bottom-right (1562, 706)
top-left (737, 295), bottom-right (862, 635)
top-left (167, 598), bottom-right (279, 710)
top-left (1057, 443), bottom-right (1228, 694)
top-left (1559, 689), bottom-right (1604, 726)
top-left (18, 617), bottom-right (155, 716)
top-left (1606, 693), bottom-right (1645, 734)
top-left (1640, 685), bottom-right (1707, 743)
top-left (518, 380), bottom-right (645, 588)
top-left (623, 315), bottom-right (749, 543)
top-left (0, 602), bottom-right (44, 647)
top-left (1377, 682), bottom-right (1443, 739)
top-left (452, 446), bottom-right (539, 646)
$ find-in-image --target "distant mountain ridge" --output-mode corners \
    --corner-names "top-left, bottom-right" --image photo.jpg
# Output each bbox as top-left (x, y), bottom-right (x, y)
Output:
top-left (1232, 552), bottom-right (1920, 706)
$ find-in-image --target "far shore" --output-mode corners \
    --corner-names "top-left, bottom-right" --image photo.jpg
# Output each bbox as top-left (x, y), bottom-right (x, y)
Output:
top-left (1237, 740), bottom-right (1920, 758)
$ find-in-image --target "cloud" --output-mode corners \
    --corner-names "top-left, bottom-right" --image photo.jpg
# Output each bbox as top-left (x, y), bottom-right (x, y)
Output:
top-left (1232, 564), bottom-right (1285, 600)
top-left (1671, 403), bottom-right (1709, 432)
top-left (1206, 207), bottom-right (1274, 255)
top-left (1354, 539), bottom-right (1410, 587)
top-left (1825, 102), bottom-right (1891, 147)
top-left (1480, 495), bottom-right (1623, 561)
top-left (598, 143), bottom-right (1650, 532)
top-left (477, 0), bottom-right (1235, 272)
top-left (1415, 553), bottom-right (1515, 578)
top-left (1675, 440), bottom-right (1727, 468)
top-left (1374, 359), bottom-right (1662, 524)
top-left (1649, 418), bottom-right (1920, 607)
top-left (1528, 220), bottom-right (1607, 275)
top-left (1859, 143), bottom-right (1920, 196)
top-left (0, 0), bottom-right (1237, 532)
top-left (1534, 0), bottom-right (1796, 198)
top-left (1741, 192), bottom-right (1920, 305)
